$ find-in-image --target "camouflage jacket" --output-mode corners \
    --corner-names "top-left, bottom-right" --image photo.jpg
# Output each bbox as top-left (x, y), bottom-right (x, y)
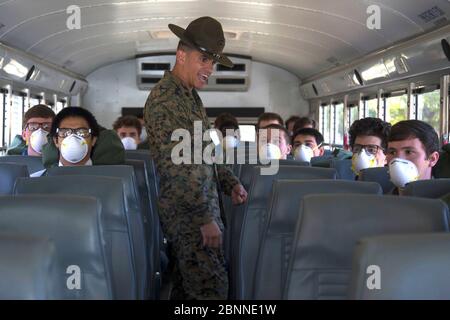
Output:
top-left (144, 71), bottom-right (240, 227)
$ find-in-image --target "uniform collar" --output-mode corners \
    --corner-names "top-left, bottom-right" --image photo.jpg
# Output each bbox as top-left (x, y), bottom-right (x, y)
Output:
top-left (164, 71), bottom-right (195, 96)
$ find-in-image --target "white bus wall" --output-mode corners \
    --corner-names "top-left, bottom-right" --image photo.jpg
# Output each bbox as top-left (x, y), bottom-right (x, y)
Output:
top-left (82, 58), bottom-right (309, 128)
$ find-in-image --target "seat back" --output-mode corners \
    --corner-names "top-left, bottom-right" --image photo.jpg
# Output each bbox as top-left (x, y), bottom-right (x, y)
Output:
top-left (310, 156), bottom-right (332, 167)
top-left (284, 194), bottom-right (449, 299)
top-left (124, 159), bottom-right (161, 299)
top-left (14, 175), bottom-right (137, 300)
top-left (330, 159), bottom-right (356, 180)
top-left (403, 179), bottom-right (450, 199)
top-left (0, 155), bottom-right (44, 174)
top-left (254, 180), bottom-right (382, 299)
top-left (46, 165), bottom-right (148, 299)
top-left (237, 166), bottom-right (338, 299)
top-left (359, 167), bottom-right (394, 194)
top-left (0, 233), bottom-right (57, 299)
top-left (0, 195), bottom-right (112, 299)
top-left (349, 233), bottom-right (450, 299)
top-left (0, 163), bottom-right (29, 194)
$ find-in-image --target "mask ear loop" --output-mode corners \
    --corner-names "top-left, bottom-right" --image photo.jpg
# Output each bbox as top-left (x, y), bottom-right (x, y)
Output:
top-left (313, 142), bottom-right (323, 152)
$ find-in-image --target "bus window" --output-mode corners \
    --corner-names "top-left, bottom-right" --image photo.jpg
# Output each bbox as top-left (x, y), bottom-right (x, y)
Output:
top-left (322, 104), bottom-right (330, 145)
top-left (417, 90), bottom-right (440, 134)
top-left (349, 105), bottom-right (358, 127)
top-left (29, 97), bottom-right (40, 109)
top-left (366, 98), bottom-right (378, 118)
top-left (6, 94), bottom-right (24, 146)
top-left (334, 103), bottom-right (344, 146)
top-left (56, 101), bottom-right (64, 113)
top-left (386, 95), bottom-right (407, 125)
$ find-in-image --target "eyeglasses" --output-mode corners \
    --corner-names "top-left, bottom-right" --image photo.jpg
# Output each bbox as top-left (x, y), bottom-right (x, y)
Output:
top-left (26, 122), bottom-right (52, 132)
top-left (56, 128), bottom-right (91, 139)
top-left (352, 144), bottom-right (383, 155)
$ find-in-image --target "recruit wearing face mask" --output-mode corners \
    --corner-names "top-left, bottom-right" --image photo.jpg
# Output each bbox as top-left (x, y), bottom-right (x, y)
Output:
top-left (388, 158), bottom-right (419, 189)
top-left (54, 117), bottom-right (97, 167)
top-left (351, 150), bottom-right (379, 175)
top-left (259, 142), bottom-right (282, 160)
top-left (293, 144), bottom-right (318, 162)
top-left (28, 128), bottom-right (49, 154)
top-left (121, 137), bottom-right (138, 150)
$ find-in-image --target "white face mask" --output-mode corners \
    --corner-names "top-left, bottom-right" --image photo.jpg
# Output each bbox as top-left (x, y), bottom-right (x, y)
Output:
top-left (294, 145), bottom-right (314, 162)
top-left (259, 143), bottom-right (282, 160)
top-left (223, 136), bottom-right (239, 150)
top-left (140, 129), bottom-right (147, 142)
top-left (29, 128), bottom-right (48, 154)
top-left (388, 158), bottom-right (419, 188)
top-left (121, 137), bottom-right (137, 150)
top-left (352, 150), bottom-right (378, 175)
top-left (60, 134), bottom-right (89, 164)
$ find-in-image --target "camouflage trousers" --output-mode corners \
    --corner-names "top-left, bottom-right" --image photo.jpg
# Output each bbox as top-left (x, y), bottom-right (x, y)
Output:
top-left (161, 216), bottom-right (228, 300)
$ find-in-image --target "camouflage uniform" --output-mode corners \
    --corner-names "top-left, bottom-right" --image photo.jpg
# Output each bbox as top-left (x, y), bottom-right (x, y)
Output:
top-left (144, 71), bottom-right (240, 299)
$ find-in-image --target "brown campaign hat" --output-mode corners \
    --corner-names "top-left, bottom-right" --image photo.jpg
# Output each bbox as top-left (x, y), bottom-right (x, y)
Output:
top-left (169, 16), bottom-right (233, 68)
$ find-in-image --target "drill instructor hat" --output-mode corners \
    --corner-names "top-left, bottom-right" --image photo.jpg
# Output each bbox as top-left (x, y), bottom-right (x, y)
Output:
top-left (169, 16), bottom-right (233, 68)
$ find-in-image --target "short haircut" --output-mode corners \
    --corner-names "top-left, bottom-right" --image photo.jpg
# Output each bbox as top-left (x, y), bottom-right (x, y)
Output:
top-left (292, 128), bottom-right (324, 146)
top-left (262, 123), bottom-right (291, 144)
top-left (292, 117), bottom-right (316, 132)
top-left (215, 113), bottom-right (238, 133)
top-left (349, 117), bottom-right (391, 150)
top-left (388, 120), bottom-right (439, 157)
top-left (23, 104), bottom-right (55, 128)
top-left (257, 112), bottom-right (284, 129)
top-left (113, 115), bottom-right (142, 136)
top-left (50, 107), bottom-right (100, 138)
top-left (285, 116), bottom-right (301, 129)
top-left (177, 41), bottom-right (193, 52)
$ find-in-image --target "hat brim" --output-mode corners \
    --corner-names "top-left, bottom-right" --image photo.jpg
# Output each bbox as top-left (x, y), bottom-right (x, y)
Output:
top-left (168, 23), bottom-right (234, 68)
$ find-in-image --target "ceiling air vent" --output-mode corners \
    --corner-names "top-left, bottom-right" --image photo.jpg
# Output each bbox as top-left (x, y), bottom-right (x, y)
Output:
top-left (137, 56), bottom-right (174, 90)
top-left (216, 63), bottom-right (246, 72)
top-left (418, 6), bottom-right (445, 23)
top-left (141, 77), bottom-right (162, 84)
top-left (141, 63), bottom-right (170, 71)
top-left (216, 78), bottom-right (246, 85)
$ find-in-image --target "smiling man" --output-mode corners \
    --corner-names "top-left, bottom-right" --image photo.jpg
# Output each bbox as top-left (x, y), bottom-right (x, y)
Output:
top-left (143, 17), bottom-right (247, 300)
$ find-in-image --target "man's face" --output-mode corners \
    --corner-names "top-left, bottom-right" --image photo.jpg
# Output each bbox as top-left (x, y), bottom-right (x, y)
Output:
top-left (287, 121), bottom-right (296, 134)
top-left (293, 134), bottom-right (324, 157)
top-left (53, 116), bottom-right (97, 165)
top-left (116, 126), bottom-right (140, 144)
top-left (386, 137), bottom-right (439, 180)
top-left (261, 128), bottom-right (291, 159)
top-left (353, 135), bottom-right (386, 166)
top-left (181, 49), bottom-right (214, 89)
top-left (22, 117), bottom-right (53, 142)
top-left (22, 117), bottom-right (53, 155)
top-left (258, 119), bottom-right (282, 130)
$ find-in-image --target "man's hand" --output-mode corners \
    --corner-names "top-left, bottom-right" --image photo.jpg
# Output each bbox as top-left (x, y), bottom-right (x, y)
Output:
top-left (200, 220), bottom-right (222, 248)
top-left (231, 184), bottom-right (248, 205)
